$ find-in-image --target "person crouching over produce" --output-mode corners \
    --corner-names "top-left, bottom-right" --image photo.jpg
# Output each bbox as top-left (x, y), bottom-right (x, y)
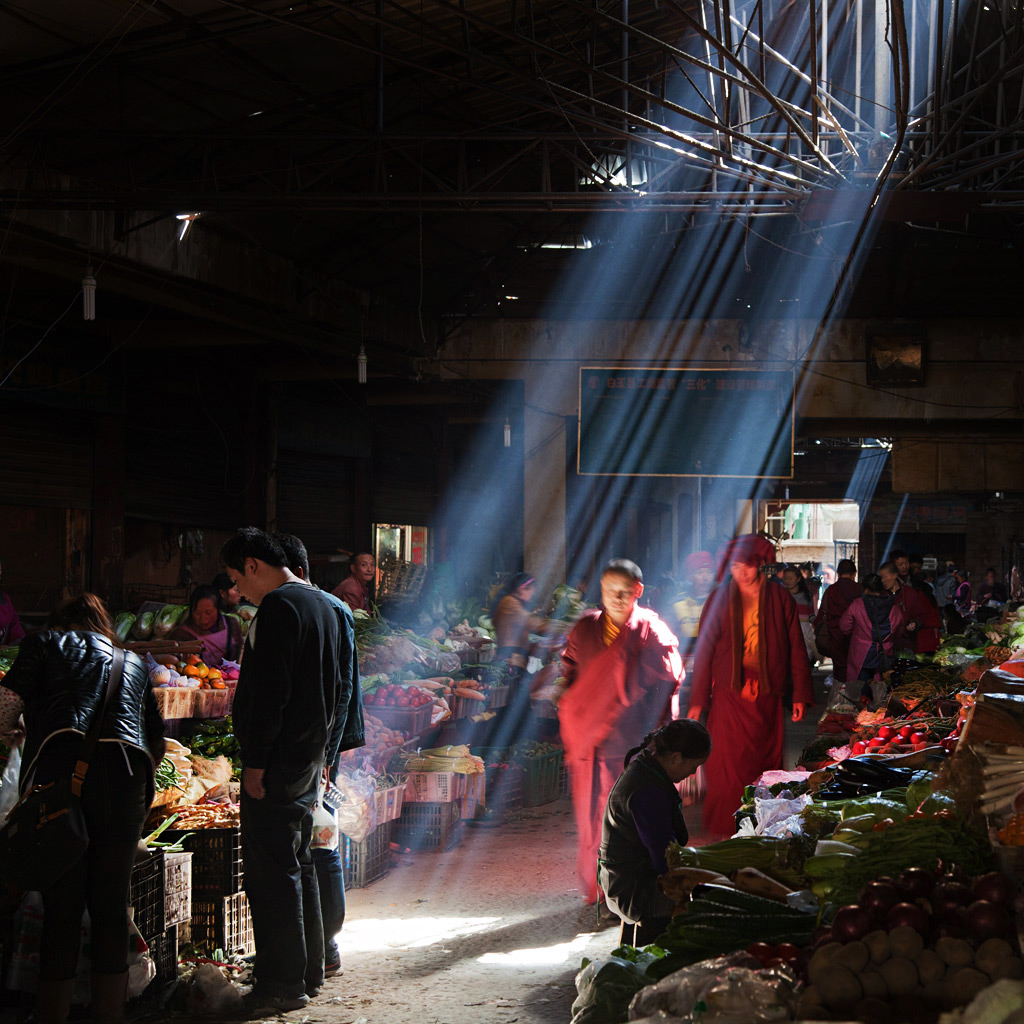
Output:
top-left (599, 719), bottom-right (711, 947)
top-left (167, 584), bottom-right (243, 666)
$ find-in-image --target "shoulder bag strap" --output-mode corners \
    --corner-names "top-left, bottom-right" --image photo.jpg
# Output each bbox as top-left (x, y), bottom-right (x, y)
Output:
top-left (71, 644), bottom-right (126, 797)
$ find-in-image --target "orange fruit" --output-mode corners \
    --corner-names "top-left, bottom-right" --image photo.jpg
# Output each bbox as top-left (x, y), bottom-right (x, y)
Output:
top-left (183, 664), bottom-right (201, 678)
top-left (206, 667), bottom-right (222, 681)
top-left (196, 663), bottom-right (209, 678)
top-left (186, 654), bottom-right (201, 666)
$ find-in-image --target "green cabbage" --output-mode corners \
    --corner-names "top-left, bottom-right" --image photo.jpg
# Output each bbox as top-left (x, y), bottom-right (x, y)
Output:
top-left (113, 612), bottom-right (136, 642)
top-left (131, 611), bottom-right (154, 640)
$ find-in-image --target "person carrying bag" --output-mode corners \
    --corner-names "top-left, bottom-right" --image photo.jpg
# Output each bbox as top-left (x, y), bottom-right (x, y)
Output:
top-left (0, 594), bottom-right (165, 1024)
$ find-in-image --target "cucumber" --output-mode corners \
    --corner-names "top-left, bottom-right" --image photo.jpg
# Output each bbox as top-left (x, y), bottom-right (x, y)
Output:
top-left (692, 884), bottom-right (809, 917)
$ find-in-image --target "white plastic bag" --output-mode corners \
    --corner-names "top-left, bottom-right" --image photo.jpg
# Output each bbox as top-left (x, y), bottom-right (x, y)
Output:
top-left (0, 743), bottom-right (22, 821)
top-left (335, 769), bottom-right (377, 843)
top-left (311, 780), bottom-right (340, 851)
top-left (185, 962), bottom-right (245, 1016)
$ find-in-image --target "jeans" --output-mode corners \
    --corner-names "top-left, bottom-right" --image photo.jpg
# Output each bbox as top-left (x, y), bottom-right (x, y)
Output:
top-left (39, 743), bottom-right (150, 980)
top-left (240, 761), bottom-right (325, 998)
top-left (312, 846), bottom-right (346, 964)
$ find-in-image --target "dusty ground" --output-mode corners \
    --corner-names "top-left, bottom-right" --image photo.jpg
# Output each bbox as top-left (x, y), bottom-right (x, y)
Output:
top-left (33, 673), bottom-right (825, 1024)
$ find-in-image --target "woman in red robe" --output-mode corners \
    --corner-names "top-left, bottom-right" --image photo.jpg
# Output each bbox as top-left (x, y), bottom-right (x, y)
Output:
top-left (687, 535), bottom-right (814, 838)
top-left (558, 559), bottom-right (683, 904)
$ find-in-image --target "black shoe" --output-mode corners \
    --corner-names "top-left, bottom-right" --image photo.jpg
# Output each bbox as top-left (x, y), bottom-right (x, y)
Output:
top-left (242, 990), bottom-right (310, 1017)
top-left (306, 985), bottom-right (322, 998)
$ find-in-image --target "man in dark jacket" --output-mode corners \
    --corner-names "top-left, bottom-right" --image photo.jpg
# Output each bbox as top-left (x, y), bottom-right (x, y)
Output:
top-left (812, 558), bottom-right (863, 683)
top-left (274, 531), bottom-right (363, 978)
top-left (221, 528), bottom-right (359, 1015)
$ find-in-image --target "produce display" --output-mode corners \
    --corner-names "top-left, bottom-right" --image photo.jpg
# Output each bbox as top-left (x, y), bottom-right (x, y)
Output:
top-left (575, 608), bottom-right (1024, 1024)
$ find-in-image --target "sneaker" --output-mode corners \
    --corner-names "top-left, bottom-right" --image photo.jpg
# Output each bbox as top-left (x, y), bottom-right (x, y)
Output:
top-left (324, 960), bottom-right (343, 978)
top-left (242, 990), bottom-right (310, 1017)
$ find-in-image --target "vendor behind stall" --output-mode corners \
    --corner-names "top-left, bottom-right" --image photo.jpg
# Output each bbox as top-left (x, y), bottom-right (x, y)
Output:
top-left (599, 718), bottom-right (711, 946)
top-left (167, 584), bottom-right (243, 666)
top-left (492, 572), bottom-right (549, 675)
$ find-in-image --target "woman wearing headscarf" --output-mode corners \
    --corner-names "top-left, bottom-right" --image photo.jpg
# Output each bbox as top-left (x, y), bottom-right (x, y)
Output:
top-left (687, 535), bottom-right (813, 838)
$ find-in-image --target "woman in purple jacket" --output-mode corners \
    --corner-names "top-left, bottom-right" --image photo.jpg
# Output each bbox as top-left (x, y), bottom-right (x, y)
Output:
top-left (839, 574), bottom-right (905, 705)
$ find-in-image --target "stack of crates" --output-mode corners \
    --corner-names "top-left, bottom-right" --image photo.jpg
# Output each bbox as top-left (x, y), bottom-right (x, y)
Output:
top-left (128, 849), bottom-right (192, 990)
top-left (163, 828), bottom-right (254, 956)
top-left (470, 747), bottom-right (524, 821)
top-left (394, 770), bottom-right (464, 852)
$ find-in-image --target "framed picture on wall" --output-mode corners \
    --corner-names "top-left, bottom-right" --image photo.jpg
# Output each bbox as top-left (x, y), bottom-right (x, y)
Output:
top-left (866, 329), bottom-right (926, 386)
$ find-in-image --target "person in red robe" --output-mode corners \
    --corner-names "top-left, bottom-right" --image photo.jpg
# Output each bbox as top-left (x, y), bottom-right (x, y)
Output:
top-left (558, 558), bottom-right (683, 905)
top-left (687, 535), bottom-right (814, 838)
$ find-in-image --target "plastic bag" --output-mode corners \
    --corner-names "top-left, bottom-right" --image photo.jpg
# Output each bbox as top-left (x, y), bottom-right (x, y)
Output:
top-left (185, 962), bottom-right (245, 1016)
top-left (6, 890), bottom-right (44, 993)
top-left (753, 793), bottom-right (813, 837)
top-left (311, 780), bottom-right (340, 851)
top-left (628, 956), bottom-right (793, 1022)
top-left (335, 769), bottom-right (377, 843)
top-left (0, 743), bottom-right (22, 821)
top-left (571, 954), bottom-right (653, 1024)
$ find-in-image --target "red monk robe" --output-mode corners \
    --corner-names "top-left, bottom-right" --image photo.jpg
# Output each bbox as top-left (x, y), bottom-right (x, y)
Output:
top-left (559, 605), bottom-right (683, 903)
top-left (689, 576), bottom-right (814, 837)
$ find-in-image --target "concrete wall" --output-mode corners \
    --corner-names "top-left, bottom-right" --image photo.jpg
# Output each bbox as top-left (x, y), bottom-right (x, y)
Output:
top-left (434, 316), bottom-right (1024, 582)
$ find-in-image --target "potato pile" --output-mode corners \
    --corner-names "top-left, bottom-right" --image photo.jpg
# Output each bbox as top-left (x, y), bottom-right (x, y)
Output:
top-left (799, 928), bottom-right (1024, 1022)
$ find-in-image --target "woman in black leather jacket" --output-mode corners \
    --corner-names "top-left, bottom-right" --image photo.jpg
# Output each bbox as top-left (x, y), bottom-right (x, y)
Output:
top-left (0, 594), bottom-right (165, 1024)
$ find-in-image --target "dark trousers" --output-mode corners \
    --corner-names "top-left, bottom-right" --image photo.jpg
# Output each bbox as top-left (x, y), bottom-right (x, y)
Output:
top-left (40, 744), bottom-right (150, 980)
top-left (240, 762), bottom-right (325, 999)
top-left (312, 846), bottom-right (346, 964)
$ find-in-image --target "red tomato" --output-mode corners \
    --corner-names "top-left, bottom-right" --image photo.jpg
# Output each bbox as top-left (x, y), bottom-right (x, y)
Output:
top-left (867, 737), bottom-right (885, 748)
top-left (396, 696), bottom-right (410, 707)
top-left (898, 724), bottom-right (914, 739)
top-left (772, 943), bottom-right (800, 962)
top-left (851, 741), bottom-right (867, 755)
top-left (746, 942), bottom-right (774, 964)
top-left (763, 957), bottom-right (786, 969)
top-left (910, 732), bottom-right (926, 744)
top-left (878, 725), bottom-right (896, 740)
top-left (873, 818), bottom-right (895, 831)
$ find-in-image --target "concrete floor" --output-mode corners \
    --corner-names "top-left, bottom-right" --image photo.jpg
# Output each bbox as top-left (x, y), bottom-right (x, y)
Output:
top-left (121, 671), bottom-right (830, 1024)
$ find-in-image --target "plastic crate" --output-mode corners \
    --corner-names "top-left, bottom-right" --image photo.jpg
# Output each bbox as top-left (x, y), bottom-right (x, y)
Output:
top-left (364, 701), bottom-right (432, 737)
top-left (161, 828), bottom-right (243, 894)
top-left (153, 687), bottom-right (195, 720)
top-left (222, 682), bottom-right (237, 715)
top-left (520, 747), bottom-right (563, 807)
top-left (342, 821), bottom-right (393, 888)
top-left (129, 854), bottom-right (164, 941)
top-left (458, 773), bottom-right (486, 820)
top-left (404, 771), bottom-right (463, 803)
top-left (163, 851), bottom-right (192, 928)
top-left (188, 892), bottom-right (254, 956)
top-left (148, 926), bottom-right (179, 985)
top-left (486, 683), bottom-right (509, 709)
top-left (558, 761), bottom-right (570, 798)
top-left (192, 689), bottom-right (230, 719)
top-left (373, 784), bottom-right (405, 824)
top-left (486, 763), bottom-right (524, 818)
top-left (394, 800), bottom-right (462, 852)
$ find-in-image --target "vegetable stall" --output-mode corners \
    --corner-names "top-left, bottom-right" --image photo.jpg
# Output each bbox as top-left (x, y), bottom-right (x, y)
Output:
top-left (571, 647), bottom-right (1024, 1024)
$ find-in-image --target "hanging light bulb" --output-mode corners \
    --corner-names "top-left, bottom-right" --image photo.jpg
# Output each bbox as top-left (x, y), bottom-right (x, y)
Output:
top-left (357, 344), bottom-right (367, 384)
top-left (503, 417), bottom-right (511, 448)
top-left (82, 266), bottom-right (96, 321)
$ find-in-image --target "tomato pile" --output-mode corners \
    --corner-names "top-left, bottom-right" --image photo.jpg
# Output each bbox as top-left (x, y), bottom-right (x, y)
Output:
top-left (364, 683), bottom-right (433, 708)
top-left (848, 711), bottom-right (959, 757)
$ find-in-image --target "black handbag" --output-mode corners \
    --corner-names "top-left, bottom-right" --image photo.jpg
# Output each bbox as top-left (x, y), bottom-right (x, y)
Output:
top-left (0, 646), bottom-right (125, 892)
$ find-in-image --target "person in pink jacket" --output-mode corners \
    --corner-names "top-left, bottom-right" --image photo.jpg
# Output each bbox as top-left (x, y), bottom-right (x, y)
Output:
top-left (839, 573), bottom-right (905, 705)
